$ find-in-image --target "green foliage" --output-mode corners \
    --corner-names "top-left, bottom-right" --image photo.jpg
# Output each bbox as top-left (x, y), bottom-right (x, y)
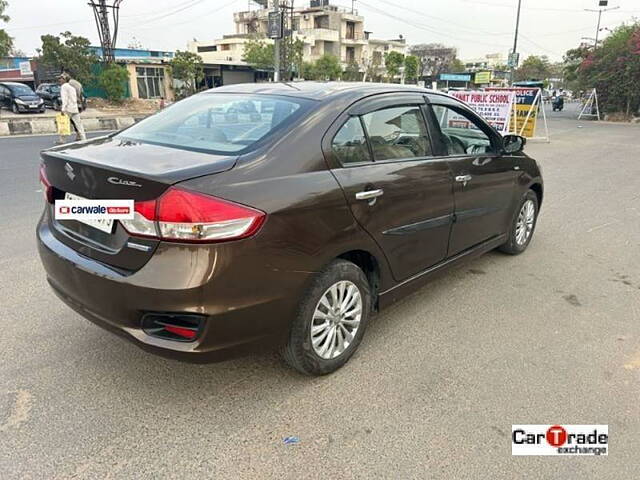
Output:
top-left (515, 55), bottom-right (552, 82)
top-left (288, 38), bottom-right (305, 77)
top-left (342, 62), bottom-right (362, 81)
top-left (313, 54), bottom-right (342, 80)
top-left (566, 22), bottom-right (640, 116)
top-left (302, 54), bottom-right (342, 80)
top-left (38, 32), bottom-right (97, 84)
top-left (242, 38), bottom-right (275, 70)
top-left (403, 55), bottom-right (419, 83)
top-left (384, 51), bottom-right (404, 81)
top-left (98, 64), bottom-right (129, 102)
top-left (450, 58), bottom-right (466, 72)
top-left (170, 50), bottom-right (204, 97)
top-left (0, 0), bottom-right (13, 57)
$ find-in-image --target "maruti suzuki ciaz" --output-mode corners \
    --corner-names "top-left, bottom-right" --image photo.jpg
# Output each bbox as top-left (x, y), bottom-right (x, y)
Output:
top-left (37, 82), bottom-right (543, 375)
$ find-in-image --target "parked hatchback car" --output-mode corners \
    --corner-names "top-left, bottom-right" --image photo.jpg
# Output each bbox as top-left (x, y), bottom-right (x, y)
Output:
top-left (37, 82), bottom-right (543, 375)
top-left (36, 82), bottom-right (87, 111)
top-left (0, 82), bottom-right (45, 113)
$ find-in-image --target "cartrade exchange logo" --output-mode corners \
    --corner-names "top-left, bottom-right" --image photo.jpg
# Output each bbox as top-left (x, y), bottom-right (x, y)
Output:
top-left (512, 425), bottom-right (608, 456)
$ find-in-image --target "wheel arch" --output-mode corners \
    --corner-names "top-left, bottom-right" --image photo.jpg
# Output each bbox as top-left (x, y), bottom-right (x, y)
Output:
top-left (529, 182), bottom-right (543, 207)
top-left (336, 249), bottom-right (382, 311)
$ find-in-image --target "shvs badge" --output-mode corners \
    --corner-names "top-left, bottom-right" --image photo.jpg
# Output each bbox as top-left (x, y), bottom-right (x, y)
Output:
top-left (512, 425), bottom-right (608, 456)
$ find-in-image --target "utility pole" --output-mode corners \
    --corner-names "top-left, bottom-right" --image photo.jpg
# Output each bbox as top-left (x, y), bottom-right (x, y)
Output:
top-left (509, 0), bottom-right (522, 86)
top-left (88, 0), bottom-right (123, 63)
top-left (585, 2), bottom-right (620, 48)
top-left (273, 1), bottom-right (281, 82)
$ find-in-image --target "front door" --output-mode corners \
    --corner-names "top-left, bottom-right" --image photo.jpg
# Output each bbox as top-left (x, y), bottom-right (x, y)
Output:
top-left (427, 101), bottom-right (517, 257)
top-left (326, 95), bottom-right (454, 282)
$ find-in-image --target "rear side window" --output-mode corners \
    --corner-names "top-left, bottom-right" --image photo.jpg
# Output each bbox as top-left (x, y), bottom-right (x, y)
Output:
top-left (117, 93), bottom-right (307, 154)
top-left (361, 106), bottom-right (433, 161)
top-left (332, 116), bottom-right (371, 165)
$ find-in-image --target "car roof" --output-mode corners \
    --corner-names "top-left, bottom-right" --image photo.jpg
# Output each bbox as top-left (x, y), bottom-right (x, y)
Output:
top-left (0, 82), bottom-right (32, 88)
top-left (205, 81), bottom-right (448, 102)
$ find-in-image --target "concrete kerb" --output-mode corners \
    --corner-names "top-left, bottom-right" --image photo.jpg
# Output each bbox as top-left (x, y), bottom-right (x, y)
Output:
top-left (0, 113), bottom-right (151, 137)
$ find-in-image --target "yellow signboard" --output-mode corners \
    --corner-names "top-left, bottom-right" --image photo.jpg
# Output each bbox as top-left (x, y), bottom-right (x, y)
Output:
top-left (511, 103), bottom-right (539, 138)
top-left (474, 71), bottom-right (492, 84)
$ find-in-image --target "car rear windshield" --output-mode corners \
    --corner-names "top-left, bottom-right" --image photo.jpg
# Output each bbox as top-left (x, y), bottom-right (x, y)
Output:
top-left (116, 93), bottom-right (308, 154)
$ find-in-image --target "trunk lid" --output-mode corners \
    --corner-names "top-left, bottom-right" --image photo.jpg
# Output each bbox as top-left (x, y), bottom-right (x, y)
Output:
top-left (41, 135), bottom-right (237, 272)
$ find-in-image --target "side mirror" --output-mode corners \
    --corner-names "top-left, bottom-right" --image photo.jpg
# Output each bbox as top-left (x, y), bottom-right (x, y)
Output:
top-left (503, 134), bottom-right (526, 154)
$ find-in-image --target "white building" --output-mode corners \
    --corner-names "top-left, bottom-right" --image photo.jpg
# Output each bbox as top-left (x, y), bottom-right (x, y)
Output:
top-left (188, 0), bottom-right (406, 85)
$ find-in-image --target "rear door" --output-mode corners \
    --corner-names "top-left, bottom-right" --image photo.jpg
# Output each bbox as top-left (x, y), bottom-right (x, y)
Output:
top-left (325, 93), bottom-right (454, 282)
top-left (426, 97), bottom-right (517, 256)
top-left (0, 85), bottom-right (8, 108)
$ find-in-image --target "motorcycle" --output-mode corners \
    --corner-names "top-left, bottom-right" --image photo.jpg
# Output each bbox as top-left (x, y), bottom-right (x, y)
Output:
top-left (552, 96), bottom-right (564, 112)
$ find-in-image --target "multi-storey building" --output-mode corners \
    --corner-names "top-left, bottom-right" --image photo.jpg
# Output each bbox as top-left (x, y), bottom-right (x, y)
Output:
top-left (188, 0), bottom-right (406, 85)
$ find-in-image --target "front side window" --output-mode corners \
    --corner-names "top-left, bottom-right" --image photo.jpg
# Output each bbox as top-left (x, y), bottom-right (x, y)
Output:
top-left (332, 116), bottom-right (371, 165)
top-left (117, 93), bottom-right (306, 154)
top-left (431, 104), bottom-right (494, 156)
top-left (361, 106), bottom-right (432, 161)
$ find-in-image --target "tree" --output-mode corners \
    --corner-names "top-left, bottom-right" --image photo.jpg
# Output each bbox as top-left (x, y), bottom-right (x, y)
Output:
top-left (98, 64), bottom-right (129, 102)
top-left (450, 58), bottom-right (466, 72)
top-left (242, 38), bottom-right (274, 70)
top-left (409, 43), bottom-right (459, 77)
top-left (38, 32), bottom-right (98, 84)
top-left (170, 50), bottom-right (204, 97)
top-left (0, 0), bottom-right (13, 57)
top-left (515, 55), bottom-right (552, 82)
top-left (288, 38), bottom-right (304, 78)
top-left (127, 37), bottom-right (144, 50)
top-left (566, 22), bottom-right (640, 117)
top-left (403, 55), bottom-right (419, 84)
top-left (342, 61), bottom-right (362, 81)
top-left (384, 51), bottom-right (404, 81)
top-left (313, 54), bottom-right (342, 80)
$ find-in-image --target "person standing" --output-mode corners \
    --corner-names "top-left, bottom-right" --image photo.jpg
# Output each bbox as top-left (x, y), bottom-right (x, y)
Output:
top-left (57, 74), bottom-right (86, 143)
top-left (68, 76), bottom-right (85, 112)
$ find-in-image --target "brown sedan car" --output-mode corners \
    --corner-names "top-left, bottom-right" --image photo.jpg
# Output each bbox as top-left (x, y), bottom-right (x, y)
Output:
top-left (37, 82), bottom-right (543, 375)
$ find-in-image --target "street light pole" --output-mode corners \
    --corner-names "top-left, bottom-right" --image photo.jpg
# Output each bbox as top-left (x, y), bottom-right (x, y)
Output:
top-left (584, 5), bottom-right (620, 48)
top-left (274, 1), bottom-right (281, 82)
top-left (510, 0), bottom-right (523, 86)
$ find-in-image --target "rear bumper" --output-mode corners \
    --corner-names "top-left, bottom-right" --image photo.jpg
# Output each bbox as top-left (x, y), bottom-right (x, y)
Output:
top-left (37, 213), bottom-right (315, 362)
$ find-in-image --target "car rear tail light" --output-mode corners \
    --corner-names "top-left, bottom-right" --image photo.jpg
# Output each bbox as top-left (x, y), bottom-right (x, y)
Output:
top-left (39, 164), bottom-right (54, 203)
top-left (120, 186), bottom-right (265, 243)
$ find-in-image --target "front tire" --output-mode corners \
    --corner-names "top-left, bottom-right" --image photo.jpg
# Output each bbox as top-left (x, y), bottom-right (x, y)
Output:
top-left (12, 102), bottom-right (19, 114)
top-left (282, 259), bottom-right (371, 375)
top-left (499, 190), bottom-right (539, 255)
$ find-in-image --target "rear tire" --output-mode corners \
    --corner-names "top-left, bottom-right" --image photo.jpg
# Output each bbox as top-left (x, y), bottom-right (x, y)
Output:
top-left (282, 259), bottom-right (371, 375)
top-left (499, 190), bottom-right (539, 255)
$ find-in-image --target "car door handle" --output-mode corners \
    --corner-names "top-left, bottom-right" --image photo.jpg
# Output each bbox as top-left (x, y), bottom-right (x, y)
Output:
top-left (355, 189), bottom-right (384, 201)
top-left (455, 175), bottom-right (472, 183)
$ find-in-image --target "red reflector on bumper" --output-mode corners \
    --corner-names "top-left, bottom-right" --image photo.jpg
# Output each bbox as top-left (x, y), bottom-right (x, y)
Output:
top-left (163, 325), bottom-right (197, 339)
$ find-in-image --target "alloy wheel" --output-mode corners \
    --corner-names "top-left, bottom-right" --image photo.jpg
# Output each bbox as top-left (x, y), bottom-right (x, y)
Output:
top-left (515, 199), bottom-right (535, 246)
top-left (310, 280), bottom-right (362, 360)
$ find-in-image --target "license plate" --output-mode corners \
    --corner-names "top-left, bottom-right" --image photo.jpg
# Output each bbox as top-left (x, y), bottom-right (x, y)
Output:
top-left (64, 192), bottom-right (114, 234)
top-left (29, 104), bottom-right (38, 108)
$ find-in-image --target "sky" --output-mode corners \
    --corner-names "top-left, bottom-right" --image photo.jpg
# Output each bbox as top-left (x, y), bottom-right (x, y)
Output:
top-left (3, 0), bottom-right (640, 61)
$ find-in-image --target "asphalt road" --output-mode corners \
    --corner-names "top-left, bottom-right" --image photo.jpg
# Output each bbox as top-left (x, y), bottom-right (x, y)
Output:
top-left (1, 104), bottom-right (639, 479)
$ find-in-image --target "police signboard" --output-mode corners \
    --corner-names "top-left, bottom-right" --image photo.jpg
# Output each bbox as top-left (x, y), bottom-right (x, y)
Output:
top-left (268, 11), bottom-right (284, 39)
top-left (439, 73), bottom-right (472, 82)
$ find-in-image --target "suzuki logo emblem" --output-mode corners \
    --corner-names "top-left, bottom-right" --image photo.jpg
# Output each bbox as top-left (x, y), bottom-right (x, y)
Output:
top-left (64, 162), bottom-right (75, 181)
